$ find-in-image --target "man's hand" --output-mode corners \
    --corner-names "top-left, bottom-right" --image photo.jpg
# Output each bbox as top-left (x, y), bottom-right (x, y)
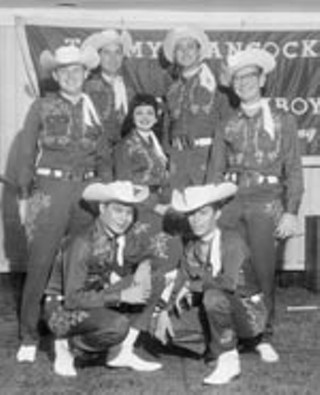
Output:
top-left (174, 285), bottom-right (192, 316)
top-left (18, 199), bottom-right (28, 226)
top-left (120, 285), bottom-right (151, 305)
top-left (275, 212), bottom-right (299, 239)
top-left (154, 310), bottom-right (174, 345)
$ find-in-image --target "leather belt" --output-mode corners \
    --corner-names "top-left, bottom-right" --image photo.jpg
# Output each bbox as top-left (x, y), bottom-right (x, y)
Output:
top-left (193, 137), bottom-right (214, 147)
top-left (225, 172), bottom-right (279, 187)
top-left (172, 136), bottom-right (214, 151)
top-left (36, 167), bottom-right (96, 181)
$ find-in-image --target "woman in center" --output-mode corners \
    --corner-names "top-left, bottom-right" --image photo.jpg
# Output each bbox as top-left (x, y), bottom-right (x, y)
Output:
top-left (114, 93), bottom-right (183, 313)
top-left (114, 93), bottom-right (170, 213)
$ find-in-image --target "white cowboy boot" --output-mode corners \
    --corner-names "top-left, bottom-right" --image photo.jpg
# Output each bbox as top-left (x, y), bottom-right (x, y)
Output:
top-left (16, 344), bottom-right (37, 363)
top-left (54, 339), bottom-right (77, 377)
top-left (203, 349), bottom-right (241, 385)
top-left (256, 342), bottom-right (279, 363)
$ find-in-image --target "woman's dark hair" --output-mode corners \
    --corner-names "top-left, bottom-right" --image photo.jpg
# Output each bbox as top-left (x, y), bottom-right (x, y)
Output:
top-left (121, 93), bottom-right (161, 139)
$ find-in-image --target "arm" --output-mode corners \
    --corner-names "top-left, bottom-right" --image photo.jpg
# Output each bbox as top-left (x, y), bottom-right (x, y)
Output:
top-left (206, 124), bottom-right (228, 184)
top-left (281, 113), bottom-right (304, 215)
top-left (275, 113), bottom-right (304, 238)
top-left (95, 128), bottom-right (114, 182)
top-left (113, 139), bottom-right (134, 181)
top-left (17, 99), bottom-right (42, 198)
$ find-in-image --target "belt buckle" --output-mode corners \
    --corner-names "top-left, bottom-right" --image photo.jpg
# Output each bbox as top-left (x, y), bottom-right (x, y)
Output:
top-left (53, 169), bottom-right (63, 178)
top-left (83, 170), bottom-right (95, 181)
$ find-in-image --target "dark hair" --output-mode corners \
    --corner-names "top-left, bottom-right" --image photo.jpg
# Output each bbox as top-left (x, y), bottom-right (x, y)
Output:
top-left (121, 93), bottom-right (161, 138)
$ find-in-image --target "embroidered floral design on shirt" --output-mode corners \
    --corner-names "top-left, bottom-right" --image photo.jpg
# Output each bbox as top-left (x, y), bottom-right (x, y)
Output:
top-left (47, 300), bottom-right (89, 337)
top-left (149, 232), bottom-right (171, 259)
top-left (132, 221), bottom-right (150, 235)
top-left (168, 74), bottom-right (215, 119)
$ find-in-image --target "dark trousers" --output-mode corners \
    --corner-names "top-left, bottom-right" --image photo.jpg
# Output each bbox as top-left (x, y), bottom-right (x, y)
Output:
top-left (219, 191), bottom-right (282, 340)
top-left (170, 289), bottom-right (266, 358)
top-left (20, 177), bottom-right (94, 343)
top-left (203, 288), bottom-right (267, 357)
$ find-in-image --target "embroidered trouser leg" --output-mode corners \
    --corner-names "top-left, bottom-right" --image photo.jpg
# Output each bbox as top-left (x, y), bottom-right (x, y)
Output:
top-left (67, 308), bottom-right (130, 353)
top-left (203, 288), bottom-right (267, 357)
top-left (19, 178), bottom-right (92, 343)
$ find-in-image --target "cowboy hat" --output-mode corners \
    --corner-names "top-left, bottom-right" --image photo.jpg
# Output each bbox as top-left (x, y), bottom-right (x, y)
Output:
top-left (163, 26), bottom-right (211, 63)
top-left (82, 181), bottom-right (149, 205)
top-left (171, 182), bottom-right (237, 213)
top-left (81, 29), bottom-right (133, 57)
top-left (40, 45), bottom-right (100, 75)
top-left (227, 47), bottom-right (276, 79)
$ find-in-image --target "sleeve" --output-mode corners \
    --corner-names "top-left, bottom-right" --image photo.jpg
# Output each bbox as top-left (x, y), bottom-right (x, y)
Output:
top-left (113, 139), bottom-right (134, 181)
top-left (95, 127), bottom-right (114, 182)
top-left (281, 113), bottom-right (304, 214)
top-left (205, 122), bottom-right (228, 183)
top-left (64, 236), bottom-right (121, 310)
top-left (17, 99), bottom-right (42, 198)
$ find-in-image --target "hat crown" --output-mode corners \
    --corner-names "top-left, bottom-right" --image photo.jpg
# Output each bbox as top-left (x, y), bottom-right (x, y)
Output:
top-left (54, 45), bottom-right (82, 64)
top-left (227, 47), bottom-right (276, 79)
top-left (163, 26), bottom-right (210, 63)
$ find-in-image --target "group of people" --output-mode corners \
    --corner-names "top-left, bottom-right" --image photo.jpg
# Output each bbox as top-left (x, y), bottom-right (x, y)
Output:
top-left (14, 24), bottom-right (303, 386)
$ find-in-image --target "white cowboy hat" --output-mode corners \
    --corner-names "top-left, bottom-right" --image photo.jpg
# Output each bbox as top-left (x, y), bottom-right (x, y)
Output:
top-left (227, 48), bottom-right (276, 79)
top-left (163, 26), bottom-right (211, 63)
top-left (81, 29), bottom-right (133, 57)
top-left (171, 182), bottom-right (237, 213)
top-left (82, 181), bottom-right (149, 205)
top-left (40, 45), bottom-right (100, 74)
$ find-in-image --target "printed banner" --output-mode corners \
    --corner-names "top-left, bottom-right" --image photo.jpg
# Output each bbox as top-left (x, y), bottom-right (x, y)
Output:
top-left (25, 25), bottom-right (320, 155)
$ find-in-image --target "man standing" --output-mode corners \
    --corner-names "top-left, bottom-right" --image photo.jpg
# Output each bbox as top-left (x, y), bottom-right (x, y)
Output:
top-left (153, 183), bottom-right (268, 385)
top-left (16, 44), bottom-right (112, 362)
top-left (211, 47), bottom-right (304, 362)
top-left (82, 29), bottom-right (170, 159)
top-left (162, 26), bottom-right (231, 187)
top-left (45, 181), bottom-right (162, 376)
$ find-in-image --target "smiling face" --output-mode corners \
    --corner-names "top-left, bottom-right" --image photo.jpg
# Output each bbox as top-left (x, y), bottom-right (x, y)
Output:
top-left (232, 65), bottom-right (266, 105)
top-left (99, 42), bottom-right (124, 76)
top-left (99, 201), bottom-right (134, 236)
top-left (187, 204), bottom-right (219, 239)
top-left (53, 64), bottom-right (87, 96)
top-left (174, 37), bottom-right (202, 71)
top-left (133, 104), bottom-right (158, 132)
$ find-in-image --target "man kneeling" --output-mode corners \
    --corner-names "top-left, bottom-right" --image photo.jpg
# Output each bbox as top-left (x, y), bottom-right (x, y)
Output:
top-left (45, 181), bottom-right (162, 376)
top-left (154, 182), bottom-right (268, 385)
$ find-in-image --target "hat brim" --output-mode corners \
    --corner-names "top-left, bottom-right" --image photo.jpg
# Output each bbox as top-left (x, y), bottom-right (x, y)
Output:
top-left (171, 182), bottom-right (237, 213)
top-left (82, 182), bottom-right (149, 205)
top-left (163, 27), bottom-right (211, 63)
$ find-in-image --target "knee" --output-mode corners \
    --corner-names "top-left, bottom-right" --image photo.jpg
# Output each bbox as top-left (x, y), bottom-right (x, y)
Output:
top-left (203, 289), bottom-right (230, 313)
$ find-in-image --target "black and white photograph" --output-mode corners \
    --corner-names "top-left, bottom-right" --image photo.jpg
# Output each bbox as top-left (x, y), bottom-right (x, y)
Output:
top-left (0, 1), bottom-right (319, 394)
